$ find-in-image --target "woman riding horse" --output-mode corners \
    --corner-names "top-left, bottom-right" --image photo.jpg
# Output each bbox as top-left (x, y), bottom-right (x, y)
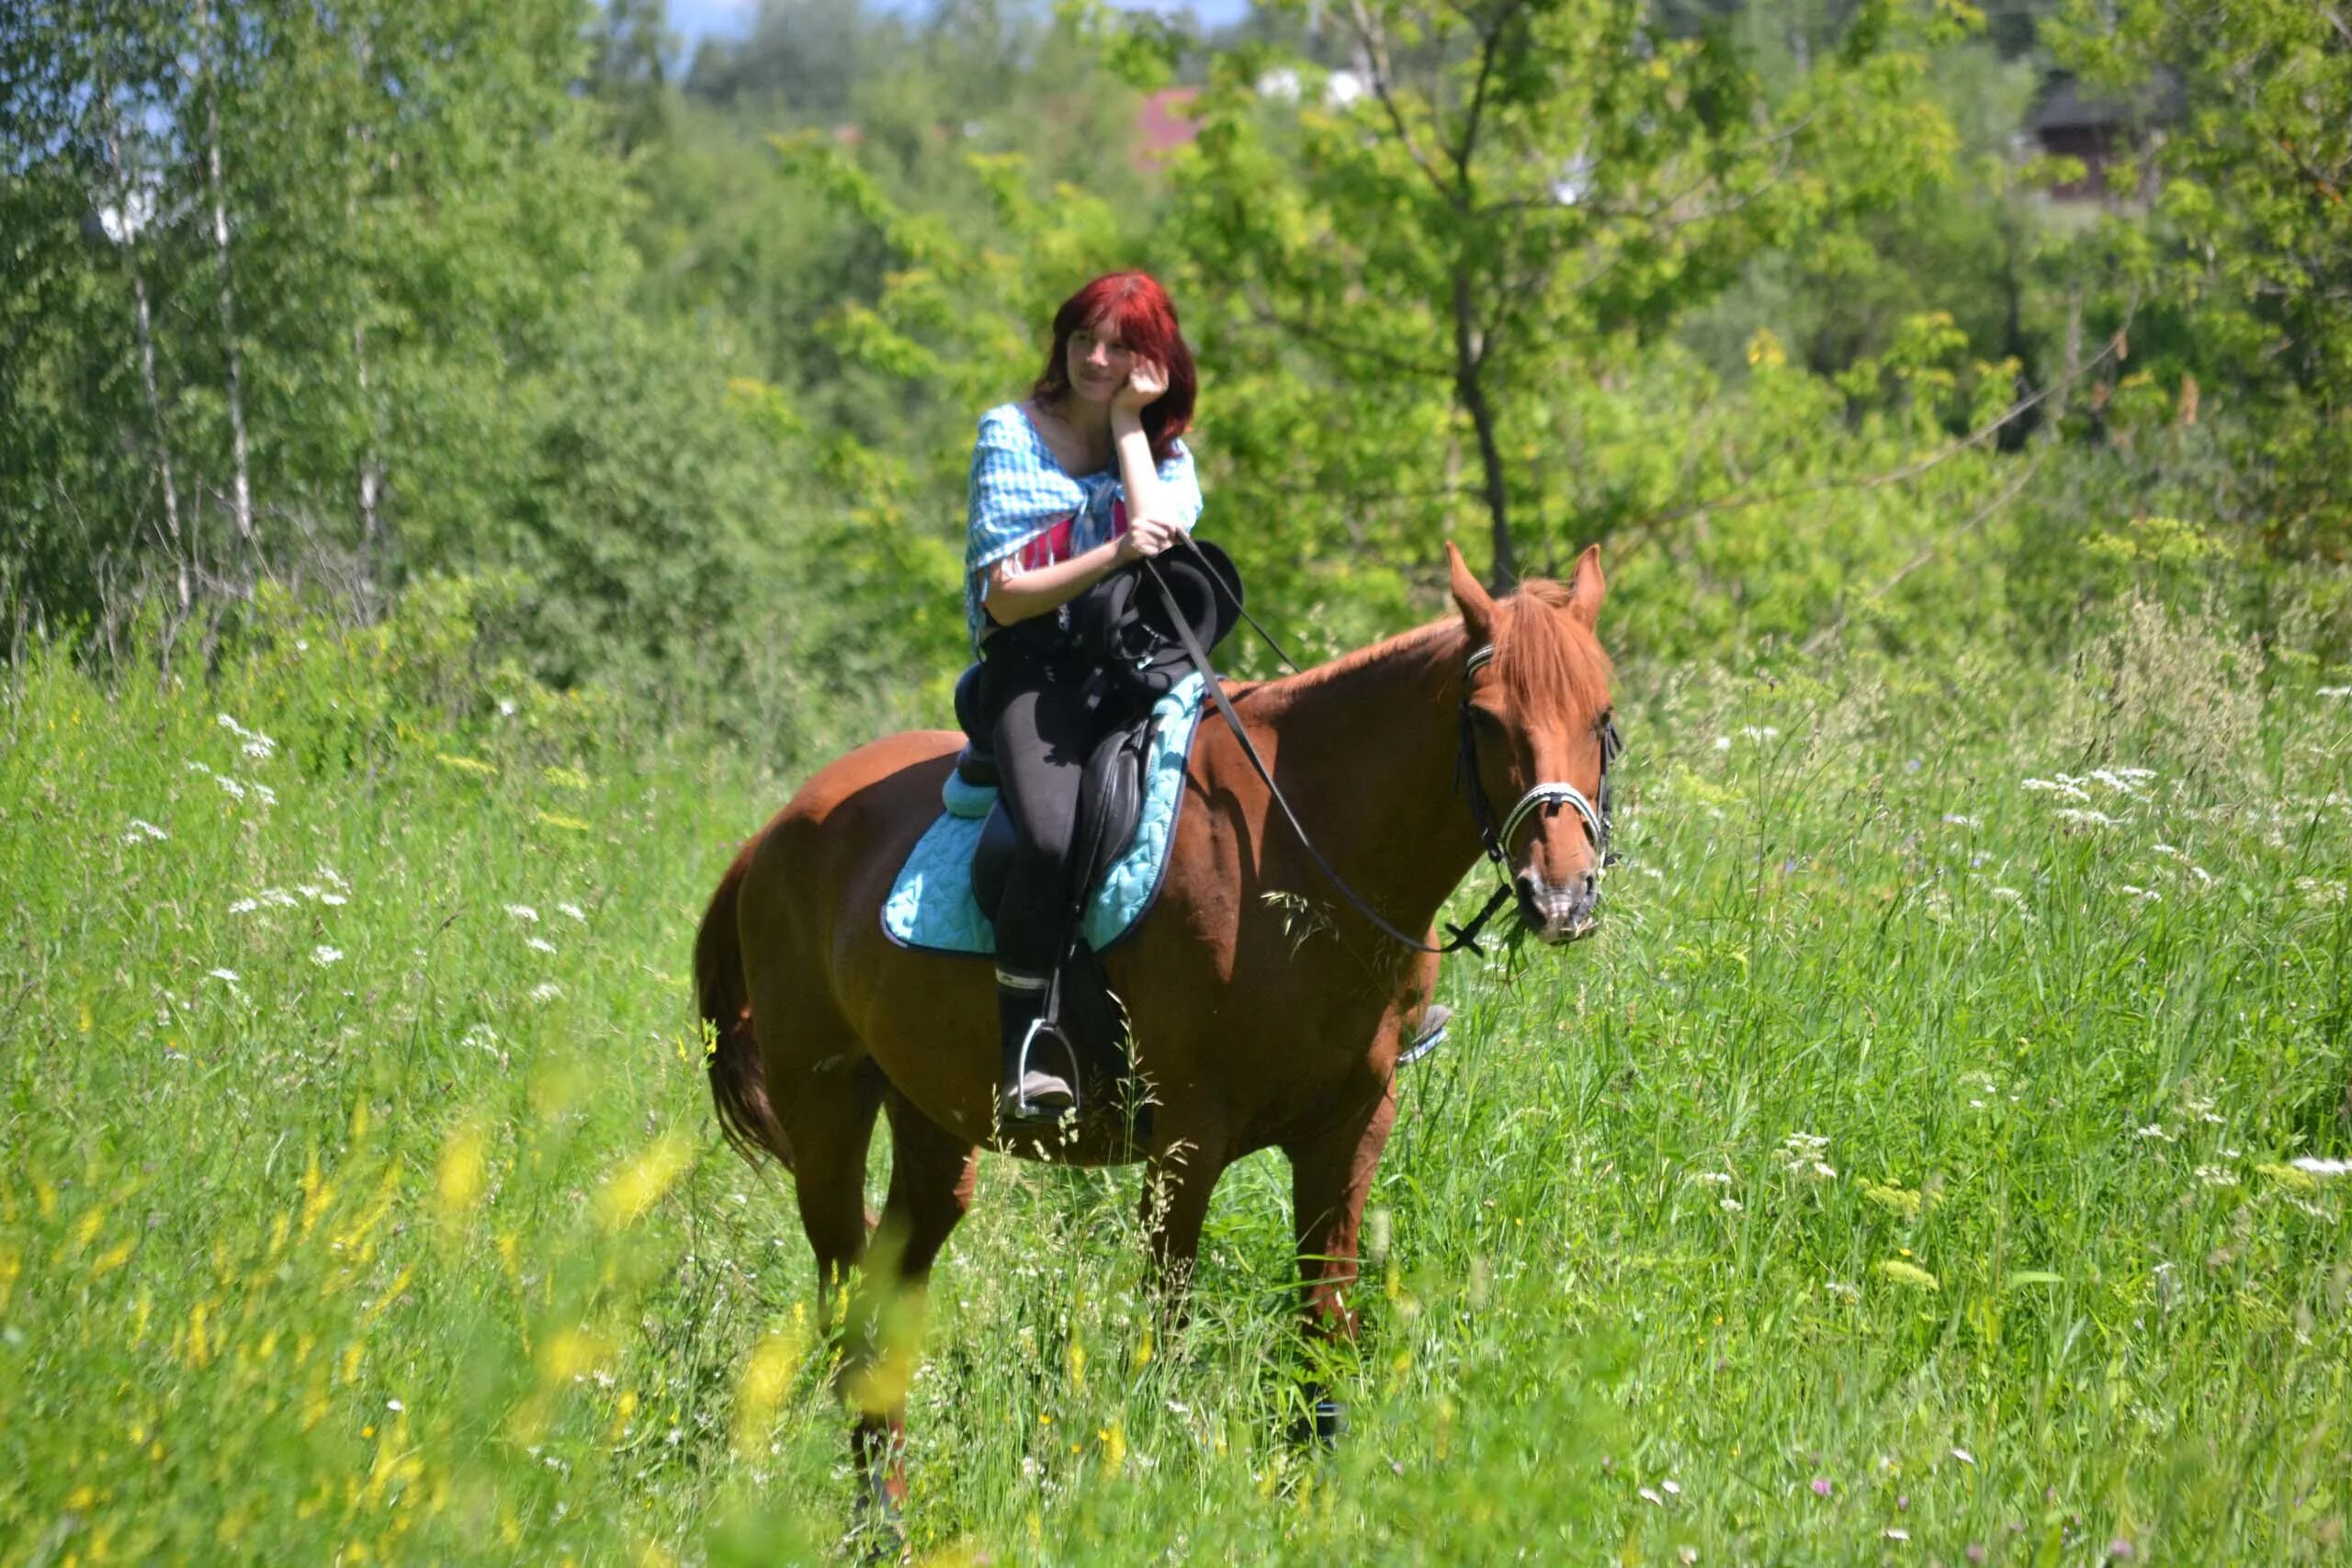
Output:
top-left (696, 274), bottom-right (1620, 1528)
top-left (962, 271), bottom-right (1204, 1126)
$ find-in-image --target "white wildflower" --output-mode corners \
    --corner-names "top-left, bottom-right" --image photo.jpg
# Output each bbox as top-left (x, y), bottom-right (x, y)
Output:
top-left (2021, 776), bottom-right (2090, 801)
top-left (227, 897), bottom-right (260, 915)
top-left (386, 1398), bottom-right (404, 1413)
top-left (1989, 886), bottom-right (2023, 903)
top-left (505, 904), bottom-right (540, 923)
top-left (213, 773), bottom-right (247, 800)
top-left (528, 981), bottom-right (563, 1004)
top-left (261, 887), bottom-right (299, 908)
top-left (220, 715), bottom-right (277, 759)
top-left (298, 885), bottom-right (324, 901)
top-left (320, 893), bottom-right (347, 907)
top-left (2317, 685), bottom-right (2350, 699)
top-left (461, 1023), bottom-right (501, 1053)
top-left (2193, 1165), bottom-right (2235, 1187)
top-left (1942, 813), bottom-right (1980, 828)
top-left (1712, 736), bottom-right (1732, 752)
top-left (248, 781), bottom-right (277, 805)
top-left (1739, 725), bottom-right (1781, 741)
top-left (1826, 1280), bottom-right (1860, 1301)
top-left (123, 818), bottom-right (169, 844)
top-left (206, 968), bottom-right (240, 986)
top-left (1951, 1447), bottom-right (1975, 1466)
top-left (558, 902), bottom-right (586, 923)
top-left (1661, 1479), bottom-right (1681, 1496)
top-left (2120, 886), bottom-right (2160, 902)
top-left (2053, 807), bottom-right (2120, 828)
top-left (1779, 1132), bottom-right (1836, 1179)
top-left (1693, 1171), bottom-right (1735, 1185)
top-left (1720, 1197), bottom-right (1743, 1213)
top-left (1638, 1487), bottom-right (1664, 1506)
top-left (526, 937), bottom-right (558, 955)
top-left (2135, 1123), bottom-right (2170, 1142)
top-left (311, 945), bottom-right (344, 966)
top-left (2290, 1157), bottom-right (2350, 1179)
top-left (1883, 1529), bottom-right (1910, 1541)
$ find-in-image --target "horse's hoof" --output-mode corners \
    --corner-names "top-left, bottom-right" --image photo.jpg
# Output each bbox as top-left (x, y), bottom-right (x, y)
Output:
top-left (847, 1493), bottom-right (907, 1564)
top-left (1285, 1392), bottom-right (1348, 1450)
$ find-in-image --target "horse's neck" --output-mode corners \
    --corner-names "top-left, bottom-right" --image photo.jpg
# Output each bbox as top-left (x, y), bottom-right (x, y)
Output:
top-left (1242, 621), bottom-right (1487, 937)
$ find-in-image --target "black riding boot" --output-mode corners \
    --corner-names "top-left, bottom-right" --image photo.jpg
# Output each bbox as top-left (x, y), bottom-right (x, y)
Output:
top-left (995, 968), bottom-right (1076, 1126)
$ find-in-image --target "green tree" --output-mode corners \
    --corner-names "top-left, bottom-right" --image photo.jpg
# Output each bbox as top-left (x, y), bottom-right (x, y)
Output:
top-left (1164, 0), bottom-right (1963, 587)
top-left (2053, 0), bottom-right (2352, 558)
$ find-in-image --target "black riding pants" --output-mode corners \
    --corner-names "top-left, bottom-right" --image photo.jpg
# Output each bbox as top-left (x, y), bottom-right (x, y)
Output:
top-left (979, 628), bottom-right (1103, 976)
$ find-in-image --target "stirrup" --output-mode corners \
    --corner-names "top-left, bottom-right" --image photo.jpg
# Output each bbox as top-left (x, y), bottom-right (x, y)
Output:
top-left (1000, 1015), bottom-right (1080, 1128)
top-left (1397, 1004), bottom-right (1453, 1068)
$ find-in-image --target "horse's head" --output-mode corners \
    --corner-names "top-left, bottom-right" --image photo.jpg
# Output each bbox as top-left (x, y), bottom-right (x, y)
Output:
top-left (1448, 541), bottom-right (1619, 945)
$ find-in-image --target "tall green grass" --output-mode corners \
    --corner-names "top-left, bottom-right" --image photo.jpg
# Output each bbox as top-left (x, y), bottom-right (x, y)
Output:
top-left (4, 600), bottom-right (2348, 1565)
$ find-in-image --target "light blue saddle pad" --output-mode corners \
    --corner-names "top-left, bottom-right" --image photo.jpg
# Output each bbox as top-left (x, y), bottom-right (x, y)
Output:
top-left (881, 671), bottom-right (1209, 956)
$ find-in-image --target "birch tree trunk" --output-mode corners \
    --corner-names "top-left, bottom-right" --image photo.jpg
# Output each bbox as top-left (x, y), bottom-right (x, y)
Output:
top-left (99, 80), bottom-right (190, 613)
top-left (350, 26), bottom-right (386, 614)
top-left (198, 0), bottom-right (256, 558)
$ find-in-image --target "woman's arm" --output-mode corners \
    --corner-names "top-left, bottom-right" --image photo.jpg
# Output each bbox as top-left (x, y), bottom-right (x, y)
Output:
top-left (982, 536), bottom-right (1135, 626)
top-left (1111, 361), bottom-right (1177, 528)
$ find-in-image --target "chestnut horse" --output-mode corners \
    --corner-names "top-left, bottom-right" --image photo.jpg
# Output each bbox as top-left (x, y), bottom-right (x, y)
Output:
top-left (695, 542), bottom-right (1614, 1509)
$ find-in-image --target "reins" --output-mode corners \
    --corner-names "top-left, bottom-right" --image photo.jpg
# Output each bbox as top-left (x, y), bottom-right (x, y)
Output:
top-left (1142, 557), bottom-right (1622, 958)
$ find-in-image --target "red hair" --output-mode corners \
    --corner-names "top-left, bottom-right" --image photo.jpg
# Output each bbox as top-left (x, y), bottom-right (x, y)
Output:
top-left (1032, 271), bottom-right (1197, 466)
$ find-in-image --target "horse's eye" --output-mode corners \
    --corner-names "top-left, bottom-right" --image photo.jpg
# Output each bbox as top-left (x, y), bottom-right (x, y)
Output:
top-left (1469, 705), bottom-right (1506, 731)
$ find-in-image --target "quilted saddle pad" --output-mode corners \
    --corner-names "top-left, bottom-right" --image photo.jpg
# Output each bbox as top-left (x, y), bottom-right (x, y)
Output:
top-left (880, 671), bottom-right (1208, 956)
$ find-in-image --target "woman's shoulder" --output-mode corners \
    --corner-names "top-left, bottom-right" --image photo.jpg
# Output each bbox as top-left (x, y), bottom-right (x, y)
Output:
top-left (976, 401), bottom-right (1032, 441)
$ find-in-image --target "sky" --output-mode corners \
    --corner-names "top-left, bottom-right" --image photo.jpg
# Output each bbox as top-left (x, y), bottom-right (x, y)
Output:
top-left (663, 0), bottom-right (1250, 50)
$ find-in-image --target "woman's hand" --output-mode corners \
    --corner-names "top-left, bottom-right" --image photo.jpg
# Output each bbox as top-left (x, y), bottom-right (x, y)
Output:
top-left (1114, 513), bottom-right (1181, 564)
top-left (1112, 357), bottom-right (1169, 417)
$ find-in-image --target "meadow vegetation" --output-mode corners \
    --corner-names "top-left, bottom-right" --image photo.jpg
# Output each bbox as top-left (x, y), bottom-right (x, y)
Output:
top-left (4, 586), bottom-right (2348, 1562)
top-left (6, 0), bottom-right (2352, 1559)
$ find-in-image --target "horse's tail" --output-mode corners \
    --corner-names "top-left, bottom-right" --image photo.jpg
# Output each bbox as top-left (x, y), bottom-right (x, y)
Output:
top-left (698, 839), bottom-right (792, 1171)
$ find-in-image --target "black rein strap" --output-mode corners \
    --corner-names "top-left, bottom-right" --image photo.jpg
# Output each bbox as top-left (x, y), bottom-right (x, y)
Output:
top-left (1142, 558), bottom-right (1518, 957)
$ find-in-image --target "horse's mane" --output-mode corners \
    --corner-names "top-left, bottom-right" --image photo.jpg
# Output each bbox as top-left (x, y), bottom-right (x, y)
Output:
top-left (1246, 574), bottom-right (1611, 717)
top-left (1493, 577), bottom-right (1614, 719)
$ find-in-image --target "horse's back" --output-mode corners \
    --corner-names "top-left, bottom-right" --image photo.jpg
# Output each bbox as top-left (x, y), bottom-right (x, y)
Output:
top-left (741, 729), bottom-right (959, 944)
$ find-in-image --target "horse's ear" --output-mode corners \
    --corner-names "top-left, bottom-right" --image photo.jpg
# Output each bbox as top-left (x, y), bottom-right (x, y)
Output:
top-left (1565, 544), bottom-right (1605, 630)
top-left (1447, 541), bottom-right (1496, 642)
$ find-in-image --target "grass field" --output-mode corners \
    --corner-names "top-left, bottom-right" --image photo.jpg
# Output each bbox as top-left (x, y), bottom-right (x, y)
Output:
top-left (5, 602), bottom-right (2349, 1565)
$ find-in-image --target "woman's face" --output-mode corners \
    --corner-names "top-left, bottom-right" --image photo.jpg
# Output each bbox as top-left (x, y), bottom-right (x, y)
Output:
top-left (1062, 316), bottom-right (1134, 405)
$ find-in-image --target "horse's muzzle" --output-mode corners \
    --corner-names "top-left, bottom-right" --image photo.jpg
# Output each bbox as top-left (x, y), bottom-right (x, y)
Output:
top-left (1516, 870), bottom-right (1600, 945)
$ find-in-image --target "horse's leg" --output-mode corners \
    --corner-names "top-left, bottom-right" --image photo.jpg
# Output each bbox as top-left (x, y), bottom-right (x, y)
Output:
top-left (1284, 1081), bottom-right (1397, 1442)
top-left (848, 1092), bottom-right (979, 1529)
top-left (1137, 1100), bottom-right (1231, 1327)
top-left (784, 1057), bottom-right (887, 1319)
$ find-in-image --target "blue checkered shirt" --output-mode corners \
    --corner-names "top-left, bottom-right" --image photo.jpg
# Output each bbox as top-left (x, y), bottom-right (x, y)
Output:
top-left (964, 402), bottom-right (1203, 652)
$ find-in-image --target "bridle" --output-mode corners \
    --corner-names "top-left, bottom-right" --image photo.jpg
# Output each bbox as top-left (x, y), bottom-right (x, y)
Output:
top-left (1445, 642), bottom-right (1625, 953)
top-left (1148, 550), bottom-right (1624, 957)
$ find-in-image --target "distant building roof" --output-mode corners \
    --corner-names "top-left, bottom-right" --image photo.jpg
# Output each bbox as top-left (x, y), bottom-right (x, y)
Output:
top-left (2027, 72), bottom-right (2183, 135)
top-left (1136, 87), bottom-right (1200, 166)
